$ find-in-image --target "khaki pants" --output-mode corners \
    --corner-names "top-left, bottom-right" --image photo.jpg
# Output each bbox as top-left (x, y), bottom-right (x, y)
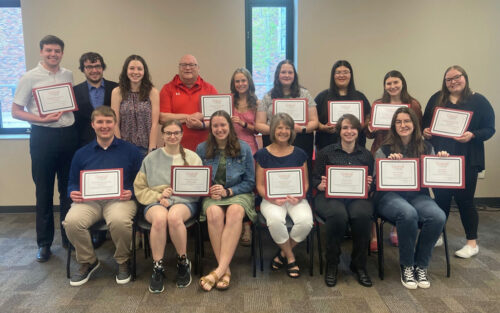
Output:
top-left (63, 199), bottom-right (137, 264)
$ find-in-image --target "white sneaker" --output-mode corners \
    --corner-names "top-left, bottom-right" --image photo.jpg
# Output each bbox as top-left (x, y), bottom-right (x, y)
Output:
top-left (434, 235), bottom-right (443, 247)
top-left (455, 244), bottom-right (479, 258)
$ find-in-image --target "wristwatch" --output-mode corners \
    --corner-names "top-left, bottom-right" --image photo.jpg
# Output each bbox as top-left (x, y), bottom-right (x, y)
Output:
top-left (301, 126), bottom-right (307, 134)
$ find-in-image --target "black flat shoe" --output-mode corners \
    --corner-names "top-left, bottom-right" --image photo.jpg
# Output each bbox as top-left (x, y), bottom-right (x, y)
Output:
top-left (350, 263), bottom-right (372, 287)
top-left (36, 246), bottom-right (51, 263)
top-left (325, 263), bottom-right (338, 287)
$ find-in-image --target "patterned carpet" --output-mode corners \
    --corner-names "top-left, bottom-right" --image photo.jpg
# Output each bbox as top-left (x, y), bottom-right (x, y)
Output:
top-left (0, 209), bottom-right (499, 313)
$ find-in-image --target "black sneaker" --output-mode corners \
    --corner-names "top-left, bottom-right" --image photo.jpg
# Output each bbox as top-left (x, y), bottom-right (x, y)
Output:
top-left (415, 266), bottom-right (430, 288)
top-left (116, 260), bottom-right (131, 284)
top-left (400, 265), bottom-right (417, 289)
top-left (70, 260), bottom-right (100, 286)
top-left (149, 266), bottom-right (165, 293)
top-left (176, 255), bottom-right (192, 288)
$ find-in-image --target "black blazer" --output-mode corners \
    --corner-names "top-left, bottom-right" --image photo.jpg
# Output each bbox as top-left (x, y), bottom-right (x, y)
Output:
top-left (73, 79), bottom-right (118, 147)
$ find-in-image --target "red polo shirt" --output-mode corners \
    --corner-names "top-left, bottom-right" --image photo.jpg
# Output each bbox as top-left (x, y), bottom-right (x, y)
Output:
top-left (160, 75), bottom-right (218, 151)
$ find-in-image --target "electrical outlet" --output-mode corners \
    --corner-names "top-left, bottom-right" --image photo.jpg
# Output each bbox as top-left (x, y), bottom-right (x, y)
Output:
top-left (478, 170), bottom-right (485, 179)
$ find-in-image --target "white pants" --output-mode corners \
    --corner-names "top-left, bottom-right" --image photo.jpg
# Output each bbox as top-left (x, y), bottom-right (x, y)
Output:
top-left (260, 199), bottom-right (313, 244)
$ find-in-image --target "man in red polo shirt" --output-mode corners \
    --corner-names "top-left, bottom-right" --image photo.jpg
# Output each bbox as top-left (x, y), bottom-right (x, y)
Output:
top-left (159, 54), bottom-right (217, 151)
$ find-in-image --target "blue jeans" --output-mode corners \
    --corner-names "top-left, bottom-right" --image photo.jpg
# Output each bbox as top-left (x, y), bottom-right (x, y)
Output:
top-left (377, 192), bottom-right (446, 268)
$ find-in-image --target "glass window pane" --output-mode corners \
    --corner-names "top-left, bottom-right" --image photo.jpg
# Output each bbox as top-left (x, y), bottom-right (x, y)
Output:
top-left (0, 5), bottom-right (29, 129)
top-left (252, 7), bottom-right (287, 99)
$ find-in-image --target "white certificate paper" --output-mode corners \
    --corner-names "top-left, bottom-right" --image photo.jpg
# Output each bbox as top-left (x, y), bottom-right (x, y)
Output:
top-left (429, 107), bottom-right (473, 138)
top-left (265, 167), bottom-right (305, 199)
top-left (376, 159), bottom-right (420, 191)
top-left (33, 83), bottom-right (78, 116)
top-left (273, 98), bottom-right (308, 125)
top-left (370, 103), bottom-right (409, 130)
top-left (328, 101), bottom-right (363, 125)
top-left (200, 94), bottom-right (233, 119)
top-left (171, 166), bottom-right (211, 196)
top-left (80, 168), bottom-right (122, 201)
top-left (421, 155), bottom-right (465, 188)
top-left (326, 166), bottom-right (367, 198)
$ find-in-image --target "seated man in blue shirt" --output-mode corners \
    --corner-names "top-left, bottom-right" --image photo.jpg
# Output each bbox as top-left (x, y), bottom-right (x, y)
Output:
top-left (63, 106), bottom-right (141, 286)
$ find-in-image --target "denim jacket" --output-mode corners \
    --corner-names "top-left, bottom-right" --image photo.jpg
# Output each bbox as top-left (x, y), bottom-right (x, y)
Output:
top-left (196, 140), bottom-right (255, 195)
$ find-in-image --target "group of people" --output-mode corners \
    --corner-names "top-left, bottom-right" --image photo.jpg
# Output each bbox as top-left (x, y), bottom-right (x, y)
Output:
top-left (12, 35), bottom-right (495, 294)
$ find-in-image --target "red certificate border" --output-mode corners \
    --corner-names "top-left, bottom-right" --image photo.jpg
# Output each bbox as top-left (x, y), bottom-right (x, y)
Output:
top-left (376, 158), bottom-right (420, 191)
top-left (327, 100), bottom-right (364, 126)
top-left (421, 155), bottom-right (465, 189)
top-left (80, 168), bottom-right (123, 201)
top-left (272, 98), bottom-right (308, 125)
top-left (264, 167), bottom-right (305, 200)
top-left (429, 107), bottom-right (474, 138)
top-left (32, 82), bottom-right (78, 117)
top-left (325, 165), bottom-right (368, 199)
top-left (369, 103), bottom-right (410, 131)
top-left (200, 94), bottom-right (233, 120)
top-left (171, 165), bottom-right (212, 196)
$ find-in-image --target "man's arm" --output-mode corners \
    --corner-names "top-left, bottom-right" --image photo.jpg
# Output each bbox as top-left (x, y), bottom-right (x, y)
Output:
top-left (11, 103), bottom-right (62, 123)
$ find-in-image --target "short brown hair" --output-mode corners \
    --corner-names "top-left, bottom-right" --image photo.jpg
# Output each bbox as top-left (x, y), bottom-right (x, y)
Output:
top-left (91, 106), bottom-right (116, 122)
top-left (269, 113), bottom-right (296, 145)
top-left (335, 114), bottom-right (362, 135)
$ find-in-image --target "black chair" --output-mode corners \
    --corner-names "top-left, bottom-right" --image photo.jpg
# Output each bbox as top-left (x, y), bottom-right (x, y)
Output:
top-left (66, 220), bottom-right (108, 279)
top-left (131, 212), bottom-right (202, 281)
top-left (256, 211), bottom-right (315, 276)
top-left (375, 215), bottom-right (450, 280)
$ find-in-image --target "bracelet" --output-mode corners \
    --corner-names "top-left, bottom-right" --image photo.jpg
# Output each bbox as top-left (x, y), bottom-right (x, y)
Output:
top-left (224, 188), bottom-right (231, 198)
top-left (201, 120), bottom-right (206, 129)
top-left (243, 122), bottom-right (248, 128)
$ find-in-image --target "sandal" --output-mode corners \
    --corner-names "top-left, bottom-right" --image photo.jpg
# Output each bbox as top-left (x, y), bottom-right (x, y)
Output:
top-left (271, 250), bottom-right (287, 271)
top-left (286, 261), bottom-right (301, 279)
top-left (216, 273), bottom-right (231, 291)
top-left (199, 271), bottom-right (219, 292)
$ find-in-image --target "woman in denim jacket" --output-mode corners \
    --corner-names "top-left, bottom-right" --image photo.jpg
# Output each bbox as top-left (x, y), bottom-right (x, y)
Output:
top-left (196, 110), bottom-right (256, 291)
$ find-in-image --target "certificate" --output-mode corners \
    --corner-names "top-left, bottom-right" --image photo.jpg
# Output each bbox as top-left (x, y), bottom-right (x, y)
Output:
top-left (429, 107), bottom-right (473, 138)
top-left (171, 166), bottom-right (211, 196)
top-left (421, 155), bottom-right (465, 189)
top-left (376, 159), bottom-right (420, 191)
top-left (200, 94), bottom-right (233, 119)
top-left (326, 166), bottom-right (368, 198)
top-left (327, 101), bottom-right (364, 125)
top-left (369, 103), bottom-right (409, 130)
top-left (264, 167), bottom-right (305, 199)
top-left (272, 98), bottom-right (308, 125)
top-left (80, 168), bottom-right (123, 201)
top-left (33, 83), bottom-right (78, 117)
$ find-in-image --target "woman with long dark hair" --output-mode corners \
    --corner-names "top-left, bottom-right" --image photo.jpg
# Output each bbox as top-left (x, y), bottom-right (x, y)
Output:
top-left (196, 110), bottom-right (256, 291)
top-left (422, 65), bottom-right (495, 258)
top-left (111, 55), bottom-right (159, 157)
top-left (315, 60), bottom-right (371, 151)
top-left (376, 106), bottom-right (447, 290)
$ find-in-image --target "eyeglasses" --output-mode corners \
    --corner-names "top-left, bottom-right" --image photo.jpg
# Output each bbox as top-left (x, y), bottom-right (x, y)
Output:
top-left (395, 119), bottom-right (412, 126)
top-left (445, 74), bottom-right (463, 83)
top-left (163, 131), bottom-right (182, 137)
top-left (84, 65), bottom-right (103, 70)
top-left (334, 70), bottom-right (351, 76)
top-left (179, 63), bottom-right (198, 68)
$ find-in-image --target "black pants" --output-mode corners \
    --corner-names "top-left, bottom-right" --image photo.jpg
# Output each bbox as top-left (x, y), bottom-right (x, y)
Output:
top-left (433, 166), bottom-right (479, 240)
top-left (315, 193), bottom-right (373, 269)
top-left (30, 124), bottom-right (78, 248)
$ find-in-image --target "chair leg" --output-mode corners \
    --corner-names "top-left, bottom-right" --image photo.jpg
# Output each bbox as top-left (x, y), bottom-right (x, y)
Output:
top-left (258, 226), bottom-right (264, 272)
top-left (443, 226), bottom-right (450, 278)
top-left (309, 232), bottom-right (314, 276)
top-left (252, 223), bottom-right (256, 277)
top-left (193, 222), bottom-right (200, 276)
top-left (132, 225), bottom-right (137, 281)
top-left (66, 243), bottom-right (72, 279)
top-left (377, 219), bottom-right (385, 280)
top-left (316, 222), bottom-right (323, 275)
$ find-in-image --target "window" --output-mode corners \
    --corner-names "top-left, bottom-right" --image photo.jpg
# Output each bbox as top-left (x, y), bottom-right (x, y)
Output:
top-left (245, 0), bottom-right (295, 99)
top-left (0, 0), bottom-right (29, 133)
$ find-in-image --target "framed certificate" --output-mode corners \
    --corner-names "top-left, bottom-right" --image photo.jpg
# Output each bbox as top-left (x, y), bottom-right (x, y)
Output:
top-left (171, 166), bottom-right (211, 196)
top-left (369, 103), bottom-right (409, 130)
top-left (376, 159), bottom-right (420, 191)
top-left (33, 83), bottom-right (78, 117)
top-left (421, 155), bottom-right (465, 189)
top-left (264, 167), bottom-right (305, 199)
top-left (80, 168), bottom-right (123, 201)
top-left (326, 165), bottom-right (368, 199)
top-left (327, 101), bottom-right (364, 125)
top-left (429, 107), bottom-right (473, 138)
top-left (200, 94), bottom-right (233, 120)
top-left (272, 98), bottom-right (308, 125)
